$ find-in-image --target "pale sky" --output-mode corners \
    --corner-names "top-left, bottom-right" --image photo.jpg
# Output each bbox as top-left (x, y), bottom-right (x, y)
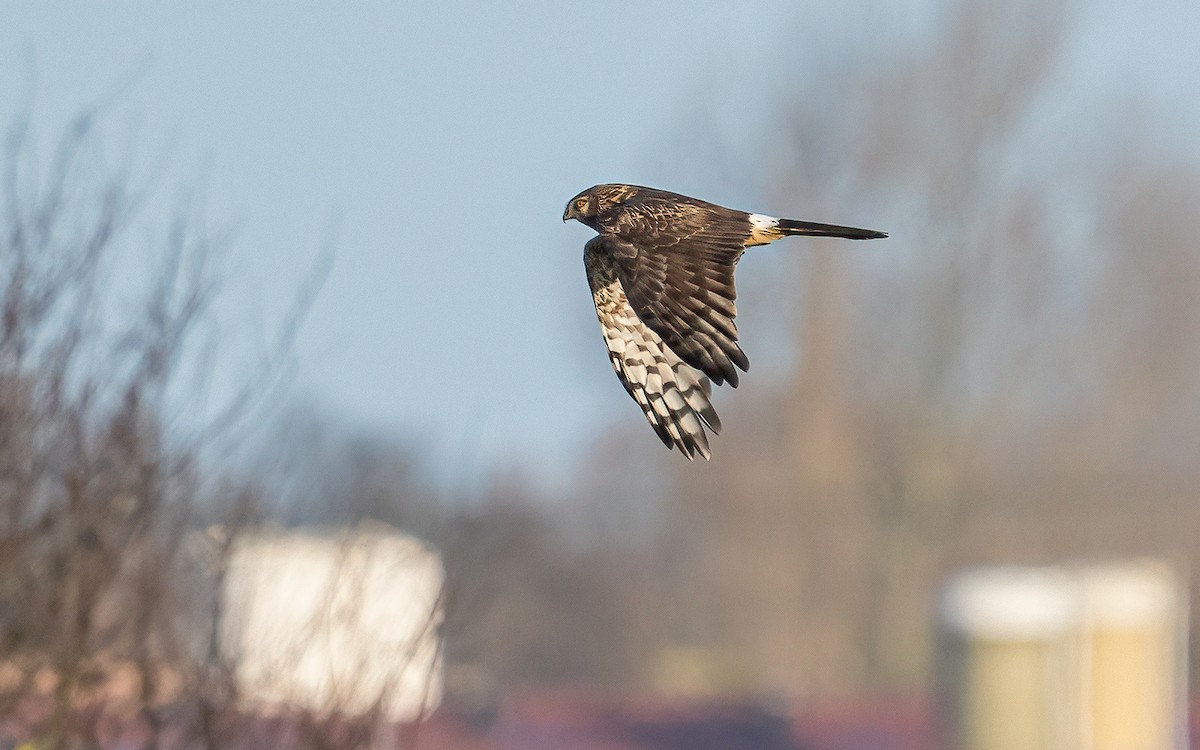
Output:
top-left (2, 1), bottom-right (1197, 486)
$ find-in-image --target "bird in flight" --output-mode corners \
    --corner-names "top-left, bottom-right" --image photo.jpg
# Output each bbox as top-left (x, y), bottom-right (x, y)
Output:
top-left (564, 183), bottom-right (886, 460)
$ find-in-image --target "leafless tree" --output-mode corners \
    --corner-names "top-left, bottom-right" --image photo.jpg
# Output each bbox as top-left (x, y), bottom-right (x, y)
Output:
top-left (0, 102), bottom-right (323, 748)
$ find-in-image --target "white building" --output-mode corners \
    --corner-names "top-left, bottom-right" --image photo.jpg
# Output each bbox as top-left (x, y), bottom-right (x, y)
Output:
top-left (219, 522), bottom-right (444, 722)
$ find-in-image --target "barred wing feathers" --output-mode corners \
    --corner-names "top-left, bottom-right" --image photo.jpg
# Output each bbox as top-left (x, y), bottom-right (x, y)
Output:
top-left (584, 236), bottom-right (721, 460)
top-left (601, 198), bottom-right (750, 387)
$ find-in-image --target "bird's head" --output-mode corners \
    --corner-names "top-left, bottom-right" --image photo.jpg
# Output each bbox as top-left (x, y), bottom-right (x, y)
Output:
top-left (563, 184), bottom-right (637, 226)
top-left (562, 190), bottom-right (594, 224)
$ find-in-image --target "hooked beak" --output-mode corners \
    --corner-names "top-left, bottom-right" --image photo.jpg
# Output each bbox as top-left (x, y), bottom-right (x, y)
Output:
top-left (562, 205), bottom-right (574, 223)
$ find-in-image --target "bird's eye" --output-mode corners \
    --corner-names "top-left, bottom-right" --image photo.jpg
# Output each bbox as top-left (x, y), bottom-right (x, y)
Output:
top-left (575, 198), bottom-right (587, 210)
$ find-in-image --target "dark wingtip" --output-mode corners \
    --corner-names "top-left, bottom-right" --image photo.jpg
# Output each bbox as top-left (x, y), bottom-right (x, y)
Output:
top-left (699, 408), bottom-right (722, 434)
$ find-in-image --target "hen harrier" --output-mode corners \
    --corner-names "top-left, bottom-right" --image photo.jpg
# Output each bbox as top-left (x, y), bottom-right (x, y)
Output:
top-left (564, 183), bottom-right (886, 460)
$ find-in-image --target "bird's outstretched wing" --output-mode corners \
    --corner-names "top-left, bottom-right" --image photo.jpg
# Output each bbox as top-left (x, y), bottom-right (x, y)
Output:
top-left (585, 236), bottom-right (721, 460)
top-left (601, 198), bottom-right (750, 386)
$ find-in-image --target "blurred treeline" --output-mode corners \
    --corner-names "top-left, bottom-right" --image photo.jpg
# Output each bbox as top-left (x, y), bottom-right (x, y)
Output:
top-left (423, 0), bottom-right (1200, 702)
top-left (1, 0), bottom-right (1198, 746)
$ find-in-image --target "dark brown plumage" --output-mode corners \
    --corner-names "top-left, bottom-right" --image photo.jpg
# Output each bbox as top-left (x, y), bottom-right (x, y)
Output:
top-left (565, 183), bottom-right (886, 460)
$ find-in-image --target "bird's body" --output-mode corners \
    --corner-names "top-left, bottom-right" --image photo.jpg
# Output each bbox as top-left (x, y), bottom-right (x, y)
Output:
top-left (564, 184), bottom-right (886, 460)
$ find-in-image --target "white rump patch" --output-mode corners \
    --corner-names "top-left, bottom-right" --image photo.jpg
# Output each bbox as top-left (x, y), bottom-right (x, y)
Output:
top-left (747, 213), bottom-right (782, 246)
top-left (749, 213), bottom-right (778, 230)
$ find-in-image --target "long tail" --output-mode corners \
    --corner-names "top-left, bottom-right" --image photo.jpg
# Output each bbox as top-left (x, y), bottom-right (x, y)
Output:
top-left (777, 218), bottom-right (887, 240)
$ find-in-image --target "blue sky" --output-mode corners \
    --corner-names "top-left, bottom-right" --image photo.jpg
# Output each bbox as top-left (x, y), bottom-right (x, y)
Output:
top-left (2, 1), bottom-right (1197, 486)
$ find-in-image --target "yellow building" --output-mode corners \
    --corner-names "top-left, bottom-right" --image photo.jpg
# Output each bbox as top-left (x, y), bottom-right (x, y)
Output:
top-left (938, 560), bottom-right (1186, 750)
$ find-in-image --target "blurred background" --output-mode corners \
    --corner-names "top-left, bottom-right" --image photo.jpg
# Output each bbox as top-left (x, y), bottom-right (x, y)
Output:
top-left (1, 0), bottom-right (1198, 748)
